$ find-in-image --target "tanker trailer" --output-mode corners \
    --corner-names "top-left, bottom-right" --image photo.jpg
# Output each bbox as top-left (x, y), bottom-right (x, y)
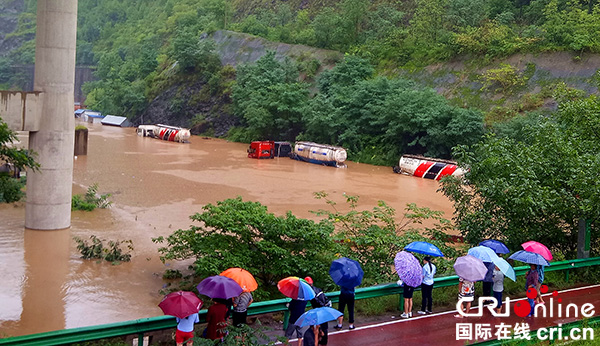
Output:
top-left (137, 124), bottom-right (191, 143)
top-left (292, 141), bottom-right (347, 168)
top-left (393, 154), bottom-right (467, 180)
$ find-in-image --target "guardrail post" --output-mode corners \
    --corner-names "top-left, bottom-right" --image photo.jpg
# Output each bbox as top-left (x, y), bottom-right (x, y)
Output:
top-left (398, 293), bottom-right (404, 311)
top-left (136, 332), bottom-right (144, 346)
top-left (283, 310), bottom-right (290, 331)
top-left (565, 269), bottom-right (570, 283)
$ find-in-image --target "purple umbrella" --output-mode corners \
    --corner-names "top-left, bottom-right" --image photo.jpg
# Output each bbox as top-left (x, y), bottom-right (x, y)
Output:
top-left (454, 255), bottom-right (487, 282)
top-left (196, 275), bottom-right (243, 299)
top-left (394, 251), bottom-right (423, 287)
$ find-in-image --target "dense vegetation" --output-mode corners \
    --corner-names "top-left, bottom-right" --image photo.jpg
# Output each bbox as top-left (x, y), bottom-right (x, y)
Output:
top-left (2, 0), bottom-right (598, 161)
top-left (441, 90), bottom-right (600, 257)
top-left (153, 194), bottom-right (459, 299)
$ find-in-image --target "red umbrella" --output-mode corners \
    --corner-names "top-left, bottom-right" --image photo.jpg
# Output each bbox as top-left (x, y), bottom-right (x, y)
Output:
top-left (521, 241), bottom-right (552, 261)
top-left (277, 277), bottom-right (316, 300)
top-left (158, 291), bottom-right (203, 318)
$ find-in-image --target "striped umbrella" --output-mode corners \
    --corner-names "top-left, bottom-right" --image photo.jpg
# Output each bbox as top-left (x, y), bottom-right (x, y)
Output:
top-left (278, 277), bottom-right (316, 301)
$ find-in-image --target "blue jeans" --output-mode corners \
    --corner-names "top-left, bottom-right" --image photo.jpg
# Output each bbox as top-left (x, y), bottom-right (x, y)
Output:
top-left (528, 298), bottom-right (535, 316)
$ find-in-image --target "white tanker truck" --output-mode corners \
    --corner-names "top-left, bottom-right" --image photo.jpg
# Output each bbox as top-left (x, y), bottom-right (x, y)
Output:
top-left (393, 154), bottom-right (467, 180)
top-left (136, 124), bottom-right (191, 143)
top-left (292, 141), bottom-right (347, 168)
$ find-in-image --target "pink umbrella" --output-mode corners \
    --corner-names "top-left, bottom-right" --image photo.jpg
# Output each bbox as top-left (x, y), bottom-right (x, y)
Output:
top-left (521, 241), bottom-right (552, 261)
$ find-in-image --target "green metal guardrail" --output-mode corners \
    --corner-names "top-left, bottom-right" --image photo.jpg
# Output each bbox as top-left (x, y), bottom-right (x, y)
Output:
top-left (1, 257), bottom-right (599, 346)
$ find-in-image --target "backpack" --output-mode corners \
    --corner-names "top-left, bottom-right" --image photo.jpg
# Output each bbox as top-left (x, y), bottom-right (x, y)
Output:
top-left (311, 287), bottom-right (332, 308)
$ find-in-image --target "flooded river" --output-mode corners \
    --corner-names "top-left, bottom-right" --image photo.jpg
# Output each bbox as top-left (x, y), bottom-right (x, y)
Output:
top-left (0, 123), bottom-right (454, 337)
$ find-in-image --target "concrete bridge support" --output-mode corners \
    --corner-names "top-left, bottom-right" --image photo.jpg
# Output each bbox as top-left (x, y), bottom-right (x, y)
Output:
top-left (25, 0), bottom-right (78, 230)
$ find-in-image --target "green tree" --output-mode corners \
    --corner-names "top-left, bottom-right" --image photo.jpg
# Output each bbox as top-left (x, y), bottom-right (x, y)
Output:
top-left (304, 56), bottom-right (484, 164)
top-left (153, 197), bottom-right (336, 299)
top-left (232, 51), bottom-right (309, 140)
top-left (312, 192), bottom-right (459, 284)
top-left (440, 95), bottom-right (600, 255)
top-left (0, 118), bottom-right (39, 203)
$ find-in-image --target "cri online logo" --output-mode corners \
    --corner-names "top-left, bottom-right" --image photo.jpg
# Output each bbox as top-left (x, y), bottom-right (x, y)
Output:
top-left (456, 285), bottom-right (596, 318)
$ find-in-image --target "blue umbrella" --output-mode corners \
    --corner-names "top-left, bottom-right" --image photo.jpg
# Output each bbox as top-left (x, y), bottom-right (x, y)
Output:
top-left (479, 239), bottom-right (510, 254)
top-left (404, 241), bottom-right (444, 257)
top-left (295, 307), bottom-right (343, 327)
top-left (509, 250), bottom-right (550, 266)
top-left (329, 257), bottom-right (364, 288)
top-left (468, 246), bottom-right (500, 263)
top-left (495, 257), bottom-right (516, 282)
top-left (394, 251), bottom-right (423, 287)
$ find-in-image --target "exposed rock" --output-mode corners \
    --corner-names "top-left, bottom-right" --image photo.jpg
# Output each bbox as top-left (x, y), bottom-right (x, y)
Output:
top-left (211, 30), bottom-right (341, 68)
top-left (132, 80), bottom-right (238, 137)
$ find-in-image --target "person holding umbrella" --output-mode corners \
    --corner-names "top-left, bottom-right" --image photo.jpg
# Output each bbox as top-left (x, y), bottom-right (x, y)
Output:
top-left (521, 241), bottom-right (552, 306)
top-left (329, 257), bottom-right (364, 330)
top-left (526, 264), bottom-right (539, 316)
top-left (196, 275), bottom-right (244, 341)
top-left (394, 251), bottom-right (423, 319)
top-left (158, 291), bottom-right (203, 346)
top-left (295, 307), bottom-right (342, 346)
top-left (509, 248), bottom-right (550, 313)
top-left (492, 265), bottom-right (505, 314)
top-left (278, 277), bottom-right (315, 346)
top-left (418, 256), bottom-right (436, 315)
top-left (455, 277), bottom-right (475, 318)
top-left (220, 267), bottom-right (258, 326)
top-left (176, 313), bottom-right (200, 346)
top-left (232, 290), bottom-right (253, 327)
top-left (206, 298), bottom-right (229, 341)
top-left (453, 255), bottom-right (487, 318)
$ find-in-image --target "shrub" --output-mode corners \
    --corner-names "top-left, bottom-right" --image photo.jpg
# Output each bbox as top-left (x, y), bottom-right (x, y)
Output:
top-left (153, 197), bottom-right (336, 300)
top-left (312, 192), bottom-right (460, 285)
top-left (0, 175), bottom-right (25, 203)
top-left (480, 63), bottom-right (526, 93)
top-left (72, 183), bottom-right (112, 211)
top-left (73, 235), bottom-right (133, 263)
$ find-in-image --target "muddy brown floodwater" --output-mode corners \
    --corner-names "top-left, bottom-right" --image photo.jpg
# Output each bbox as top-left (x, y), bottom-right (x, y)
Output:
top-left (0, 122), bottom-right (455, 337)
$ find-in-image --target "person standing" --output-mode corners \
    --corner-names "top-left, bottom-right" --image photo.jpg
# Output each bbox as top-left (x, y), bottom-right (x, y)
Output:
top-left (334, 285), bottom-right (355, 330)
top-left (206, 298), bottom-right (229, 341)
top-left (492, 265), bottom-right (505, 313)
top-left (418, 256), bottom-right (436, 315)
top-left (285, 298), bottom-right (308, 346)
top-left (302, 324), bottom-right (325, 346)
top-left (535, 265), bottom-right (546, 305)
top-left (306, 276), bottom-right (330, 346)
top-left (526, 264), bottom-right (539, 317)
top-left (482, 261), bottom-right (495, 304)
top-left (454, 277), bottom-right (474, 318)
top-left (400, 282), bottom-right (416, 318)
top-left (232, 290), bottom-right (253, 327)
top-left (175, 312), bottom-right (199, 346)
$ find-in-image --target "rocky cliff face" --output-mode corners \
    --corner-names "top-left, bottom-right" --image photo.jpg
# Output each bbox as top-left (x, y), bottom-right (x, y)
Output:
top-left (133, 79), bottom-right (239, 137)
top-left (134, 30), bottom-right (340, 136)
top-left (210, 30), bottom-right (340, 68)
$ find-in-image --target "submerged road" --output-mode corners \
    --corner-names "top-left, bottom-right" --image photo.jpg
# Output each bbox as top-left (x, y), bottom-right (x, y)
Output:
top-left (324, 285), bottom-right (600, 345)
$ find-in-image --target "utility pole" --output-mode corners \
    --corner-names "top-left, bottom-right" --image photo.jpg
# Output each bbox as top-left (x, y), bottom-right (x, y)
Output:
top-left (577, 218), bottom-right (591, 259)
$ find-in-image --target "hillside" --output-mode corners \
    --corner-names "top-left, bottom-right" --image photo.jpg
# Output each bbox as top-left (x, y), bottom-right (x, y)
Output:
top-left (1, 0), bottom-right (600, 165)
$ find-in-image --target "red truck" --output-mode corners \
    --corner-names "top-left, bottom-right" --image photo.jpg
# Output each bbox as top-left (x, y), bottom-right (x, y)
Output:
top-left (247, 141), bottom-right (274, 159)
top-left (247, 141), bottom-right (292, 159)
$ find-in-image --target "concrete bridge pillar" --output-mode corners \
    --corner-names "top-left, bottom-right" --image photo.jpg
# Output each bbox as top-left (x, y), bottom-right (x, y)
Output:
top-left (25, 0), bottom-right (78, 230)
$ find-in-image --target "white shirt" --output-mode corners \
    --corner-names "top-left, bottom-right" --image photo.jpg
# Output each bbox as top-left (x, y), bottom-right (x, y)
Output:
top-left (422, 262), bottom-right (436, 285)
